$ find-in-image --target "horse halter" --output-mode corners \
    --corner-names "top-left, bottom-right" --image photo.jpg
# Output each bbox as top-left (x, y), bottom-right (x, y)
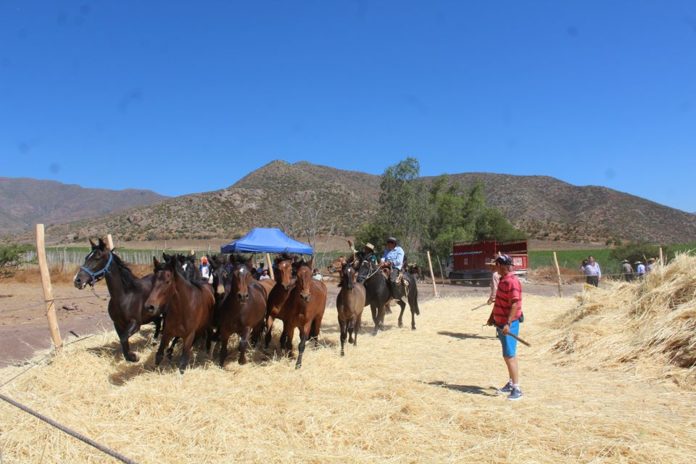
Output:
top-left (80, 250), bottom-right (114, 286)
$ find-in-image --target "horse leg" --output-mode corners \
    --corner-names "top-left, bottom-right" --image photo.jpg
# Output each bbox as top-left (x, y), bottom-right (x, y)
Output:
top-left (155, 332), bottom-right (173, 367)
top-left (295, 326), bottom-right (308, 369)
top-left (371, 304), bottom-right (379, 335)
top-left (238, 326), bottom-right (252, 365)
top-left (348, 319), bottom-right (354, 344)
top-left (117, 321), bottom-right (138, 362)
top-left (264, 315), bottom-right (275, 349)
top-left (377, 303), bottom-right (387, 331)
top-left (152, 316), bottom-right (162, 341)
top-left (218, 330), bottom-right (231, 367)
top-left (310, 312), bottom-right (324, 348)
top-left (178, 333), bottom-right (196, 373)
top-left (354, 312), bottom-right (362, 346)
top-left (339, 319), bottom-right (347, 357)
top-left (397, 300), bottom-right (406, 328)
top-left (167, 337), bottom-right (179, 360)
top-left (250, 321), bottom-right (264, 348)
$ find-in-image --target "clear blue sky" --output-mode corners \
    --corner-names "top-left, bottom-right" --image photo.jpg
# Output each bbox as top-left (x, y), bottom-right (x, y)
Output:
top-left (1, 1), bottom-right (695, 213)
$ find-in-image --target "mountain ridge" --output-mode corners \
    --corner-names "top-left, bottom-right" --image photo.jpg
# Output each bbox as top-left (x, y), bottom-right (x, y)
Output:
top-left (4, 162), bottom-right (695, 245)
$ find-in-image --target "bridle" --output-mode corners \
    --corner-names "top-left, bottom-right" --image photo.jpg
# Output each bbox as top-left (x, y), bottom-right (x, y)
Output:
top-left (80, 250), bottom-right (114, 286)
top-left (357, 260), bottom-right (382, 283)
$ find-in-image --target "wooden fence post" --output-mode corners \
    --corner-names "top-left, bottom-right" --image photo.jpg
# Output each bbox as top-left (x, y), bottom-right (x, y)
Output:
top-left (426, 251), bottom-right (439, 298)
top-left (266, 253), bottom-right (275, 281)
top-left (659, 247), bottom-right (664, 266)
top-left (35, 224), bottom-right (63, 350)
top-left (106, 234), bottom-right (114, 251)
top-left (552, 251), bottom-right (563, 298)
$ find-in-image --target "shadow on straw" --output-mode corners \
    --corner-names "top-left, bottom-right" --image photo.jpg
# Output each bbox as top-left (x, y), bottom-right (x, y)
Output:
top-left (426, 381), bottom-right (497, 397)
top-left (437, 331), bottom-right (495, 341)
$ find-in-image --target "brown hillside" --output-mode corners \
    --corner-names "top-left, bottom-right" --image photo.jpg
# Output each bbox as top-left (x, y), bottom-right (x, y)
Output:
top-left (0, 177), bottom-right (167, 236)
top-left (20, 162), bottom-right (696, 245)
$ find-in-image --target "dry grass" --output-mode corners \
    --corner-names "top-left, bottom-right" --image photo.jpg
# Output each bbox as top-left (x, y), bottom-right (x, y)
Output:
top-left (552, 254), bottom-right (696, 387)
top-left (1, 291), bottom-right (695, 463)
top-left (3, 264), bottom-right (153, 285)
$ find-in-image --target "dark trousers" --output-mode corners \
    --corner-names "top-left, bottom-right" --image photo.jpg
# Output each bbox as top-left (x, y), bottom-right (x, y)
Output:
top-left (586, 275), bottom-right (599, 287)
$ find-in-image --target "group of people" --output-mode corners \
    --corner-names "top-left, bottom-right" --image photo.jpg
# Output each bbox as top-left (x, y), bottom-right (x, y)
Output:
top-left (621, 257), bottom-right (656, 281)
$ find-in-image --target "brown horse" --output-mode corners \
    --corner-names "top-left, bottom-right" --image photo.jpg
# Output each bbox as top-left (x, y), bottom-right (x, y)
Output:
top-left (73, 238), bottom-right (162, 362)
top-left (336, 262), bottom-right (366, 356)
top-left (145, 257), bottom-right (215, 373)
top-left (264, 254), bottom-right (296, 349)
top-left (216, 259), bottom-right (267, 366)
top-left (281, 260), bottom-right (327, 368)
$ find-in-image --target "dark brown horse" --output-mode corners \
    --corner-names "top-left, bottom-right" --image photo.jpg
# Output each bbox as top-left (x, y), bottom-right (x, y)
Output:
top-left (73, 238), bottom-right (161, 362)
top-left (281, 260), bottom-right (327, 368)
top-left (336, 262), bottom-right (366, 356)
top-left (216, 258), bottom-right (267, 366)
top-left (264, 254), bottom-right (296, 349)
top-left (145, 257), bottom-right (215, 373)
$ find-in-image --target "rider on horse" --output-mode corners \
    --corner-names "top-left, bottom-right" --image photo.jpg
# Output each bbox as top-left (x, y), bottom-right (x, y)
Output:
top-left (380, 237), bottom-right (407, 297)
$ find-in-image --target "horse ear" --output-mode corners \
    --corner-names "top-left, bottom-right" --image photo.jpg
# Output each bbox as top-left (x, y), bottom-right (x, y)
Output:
top-left (89, 238), bottom-right (97, 248)
top-left (97, 238), bottom-right (106, 250)
top-left (153, 257), bottom-right (160, 268)
top-left (308, 257), bottom-right (314, 269)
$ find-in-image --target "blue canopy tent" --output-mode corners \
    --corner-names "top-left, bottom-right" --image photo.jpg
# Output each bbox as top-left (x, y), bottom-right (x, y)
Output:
top-left (220, 228), bottom-right (313, 255)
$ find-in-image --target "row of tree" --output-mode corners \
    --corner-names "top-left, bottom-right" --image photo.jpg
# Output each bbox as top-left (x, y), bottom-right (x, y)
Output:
top-left (356, 157), bottom-right (525, 261)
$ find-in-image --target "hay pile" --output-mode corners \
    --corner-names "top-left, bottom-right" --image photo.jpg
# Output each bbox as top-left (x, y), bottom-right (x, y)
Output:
top-left (1, 295), bottom-right (696, 463)
top-left (552, 254), bottom-right (696, 387)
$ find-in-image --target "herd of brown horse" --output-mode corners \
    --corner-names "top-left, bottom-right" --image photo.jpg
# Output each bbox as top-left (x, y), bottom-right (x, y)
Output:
top-left (74, 238), bottom-right (418, 372)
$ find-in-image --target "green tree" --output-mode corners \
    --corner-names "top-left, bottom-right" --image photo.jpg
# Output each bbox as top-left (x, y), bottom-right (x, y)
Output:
top-left (376, 157), bottom-right (428, 253)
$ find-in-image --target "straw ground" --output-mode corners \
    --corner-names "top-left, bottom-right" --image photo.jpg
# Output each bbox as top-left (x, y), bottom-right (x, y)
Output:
top-left (1, 293), bottom-right (695, 463)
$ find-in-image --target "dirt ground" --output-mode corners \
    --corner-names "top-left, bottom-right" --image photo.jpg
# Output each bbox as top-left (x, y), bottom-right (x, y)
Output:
top-left (0, 277), bottom-right (579, 368)
top-left (1, 287), bottom-right (693, 463)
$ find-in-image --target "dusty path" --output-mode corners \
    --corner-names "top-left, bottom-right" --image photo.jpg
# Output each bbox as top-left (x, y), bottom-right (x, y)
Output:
top-left (1, 289), bottom-right (693, 463)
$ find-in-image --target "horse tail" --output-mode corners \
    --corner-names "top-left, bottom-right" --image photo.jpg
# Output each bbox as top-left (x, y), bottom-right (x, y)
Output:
top-left (409, 276), bottom-right (420, 315)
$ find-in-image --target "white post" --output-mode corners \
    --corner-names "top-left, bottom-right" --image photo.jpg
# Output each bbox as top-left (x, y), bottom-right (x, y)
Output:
top-left (553, 251), bottom-right (563, 298)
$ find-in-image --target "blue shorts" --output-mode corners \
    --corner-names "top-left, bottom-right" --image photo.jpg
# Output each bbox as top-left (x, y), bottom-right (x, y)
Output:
top-left (496, 319), bottom-right (520, 358)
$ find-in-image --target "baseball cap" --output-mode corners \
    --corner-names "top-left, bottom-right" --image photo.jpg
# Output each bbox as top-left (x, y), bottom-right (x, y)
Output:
top-left (386, 237), bottom-right (397, 244)
top-left (495, 254), bottom-right (513, 266)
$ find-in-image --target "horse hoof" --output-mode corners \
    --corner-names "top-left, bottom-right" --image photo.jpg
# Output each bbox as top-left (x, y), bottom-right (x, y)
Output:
top-left (340, 351), bottom-right (345, 357)
top-left (412, 326), bottom-right (416, 331)
top-left (125, 353), bottom-right (138, 362)
top-left (295, 363), bottom-right (302, 369)
top-left (398, 322), bottom-right (403, 328)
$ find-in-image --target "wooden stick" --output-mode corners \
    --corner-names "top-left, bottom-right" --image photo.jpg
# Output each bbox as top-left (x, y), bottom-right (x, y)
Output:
top-left (106, 234), bottom-right (114, 251)
top-left (36, 224), bottom-right (63, 350)
top-left (470, 302), bottom-right (488, 311)
top-left (508, 332), bottom-right (531, 347)
top-left (426, 251), bottom-right (439, 298)
top-left (552, 251), bottom-right (563, 298)
top-left (659, 247), bottom-right (664, 266)
top-left (266, 253), bottom-right (275, 281)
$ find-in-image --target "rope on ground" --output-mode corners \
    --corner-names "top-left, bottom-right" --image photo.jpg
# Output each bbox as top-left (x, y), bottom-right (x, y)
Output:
top-left (0, 392), bottom-right (139, 464)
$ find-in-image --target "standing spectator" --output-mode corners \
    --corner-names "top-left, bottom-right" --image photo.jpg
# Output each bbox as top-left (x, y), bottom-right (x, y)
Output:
top-left (312, 268), bottom-right (323, 281)
top-left (621, 259), bottom-right (634, 282)
top-left (646, 258), bottom-right (656, 274)
top-left (486, 258), bottom-right (501, 305)
top-left (486, 254), bottom-right (524, 401)
top-left (635, 261), bottom-right (646, 278)
top-left (585, 256), bottom-right (601, 287)
top-left (259, 269), bottom-right (271, 281)
top-left (199, 256), bottom-right (211, 284)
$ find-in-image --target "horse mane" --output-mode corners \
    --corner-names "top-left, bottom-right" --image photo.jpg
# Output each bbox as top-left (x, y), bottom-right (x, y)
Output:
top-left (154, 258), bottom-right (205, 290)
top-left (111, 252), bottom-right (138, 291)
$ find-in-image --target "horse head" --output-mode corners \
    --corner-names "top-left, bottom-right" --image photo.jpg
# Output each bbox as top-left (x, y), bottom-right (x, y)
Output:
top-left (274, 253), bottom-right (295, 290)
top-left (145, 257), bottom-right (177, 315)
top-left (230, 255), bottom-right (254, 303)
top-left (73, 238), bottom-right (113, 289)
top-left (356, 258), bottom-right (376, 283)
top-left (340, 262), bottom-right (356, 290)
top-left (295, 261), bottom-right (313, 302)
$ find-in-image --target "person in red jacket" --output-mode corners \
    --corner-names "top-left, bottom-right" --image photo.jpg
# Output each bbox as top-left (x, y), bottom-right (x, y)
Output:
top-left (487, 254), bottom-right (524, 401)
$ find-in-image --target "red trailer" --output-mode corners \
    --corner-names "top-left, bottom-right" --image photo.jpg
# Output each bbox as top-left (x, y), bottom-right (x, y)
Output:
top-left (445, 240), bottom-right (528, 285)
